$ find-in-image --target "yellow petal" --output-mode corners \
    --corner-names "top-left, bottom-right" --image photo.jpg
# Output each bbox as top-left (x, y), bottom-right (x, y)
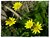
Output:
top-left (38, 30), bottom-right (40, 33)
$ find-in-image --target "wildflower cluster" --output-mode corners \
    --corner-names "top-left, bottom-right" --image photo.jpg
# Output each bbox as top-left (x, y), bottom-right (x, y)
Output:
top-left (25, 19), bottom-right (43, 34)
top-left (5, 2), bottom-right (43, 35)
top-left (5, 2), bottom-right (22, 26)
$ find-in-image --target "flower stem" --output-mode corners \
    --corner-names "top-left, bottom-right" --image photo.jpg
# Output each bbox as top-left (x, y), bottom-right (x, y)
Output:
top-left (4, 5), bottom-right (22, 20)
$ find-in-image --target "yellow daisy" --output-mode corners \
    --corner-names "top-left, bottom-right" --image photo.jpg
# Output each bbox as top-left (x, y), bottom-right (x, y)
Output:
top-left (31, 22), bottom-right (43, 34)
top-left (5, 17), bottom-right (16, 26)
top-left (12, 2), bottom-right (22, 11)
top-left (25, 19), bottom-right (34, 29)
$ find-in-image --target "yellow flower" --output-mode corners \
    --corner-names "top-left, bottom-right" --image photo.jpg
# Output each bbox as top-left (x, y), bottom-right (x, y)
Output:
top-left (31, 22), bottom-right (43, 34)
top-left (5, 17), bottom-right (16, 26)
top-left (12, 2), bottom-right (22, 11)
top-left (25, 19), bottom-right (34, 29)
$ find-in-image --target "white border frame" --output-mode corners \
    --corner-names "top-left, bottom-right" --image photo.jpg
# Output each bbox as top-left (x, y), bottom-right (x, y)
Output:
top-left (0, 0), bottom-right (49, 38)
top-left (0, 0), bottom-right (49, 1)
